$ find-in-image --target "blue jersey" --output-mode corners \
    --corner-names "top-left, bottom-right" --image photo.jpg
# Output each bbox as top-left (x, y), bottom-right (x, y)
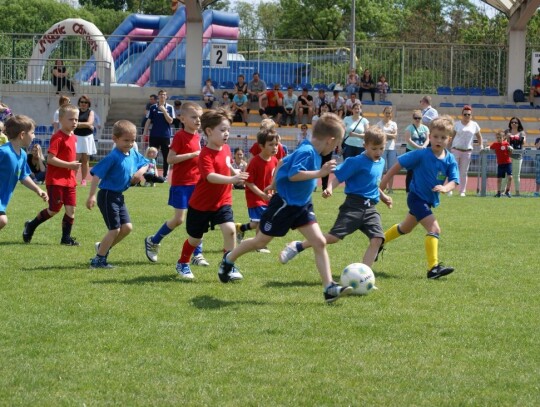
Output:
top-left (275, 139), bottom-right (320, 206)
top-left (398, 148), bottom-right (459, 207)
top-left (91, 147), bottom-right (148, 192)
top-left (146, 103), bottom-right (174, 138)
top-left (0, 142), bottom-right (31, 212)
top-left (334, 152), bottom-right (384, 203)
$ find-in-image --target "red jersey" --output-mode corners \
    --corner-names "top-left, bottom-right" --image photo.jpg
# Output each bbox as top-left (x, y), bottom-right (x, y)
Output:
top-left (250, 142), bottom-right (286, 160)
top-left (189, 144), bottom-right (233, 211)
top-left (45, 130), bottom-right (77, 187)
top-left (245, 154), bottom-right (278, 208)
top-left (265, 90), bottom-right (284, 107)
top-left (490, 141), bottom-right (512, 165)
top-left (169, 129), bottom-right (201, 186)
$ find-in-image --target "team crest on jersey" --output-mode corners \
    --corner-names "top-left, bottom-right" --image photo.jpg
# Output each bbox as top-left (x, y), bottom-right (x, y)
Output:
top-left (436, 171), bottom-right (446, 181)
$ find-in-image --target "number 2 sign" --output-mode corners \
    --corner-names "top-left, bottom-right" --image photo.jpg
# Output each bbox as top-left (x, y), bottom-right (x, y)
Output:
top-left (211, 44), bottom-right (228, 68)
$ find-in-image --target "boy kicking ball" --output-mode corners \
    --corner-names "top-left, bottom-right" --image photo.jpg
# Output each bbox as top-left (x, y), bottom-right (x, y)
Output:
top-left (86, 120), bottom-right (148, 268)
top-left (218, 112), bottom-right (353, 303)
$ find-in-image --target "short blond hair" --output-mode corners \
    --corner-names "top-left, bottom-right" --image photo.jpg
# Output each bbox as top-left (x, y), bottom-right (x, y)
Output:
top-left (260, 118), bottom-right (277, 131)
top-left (430, 114), bottom-right (454, 136)
top-left (145, 146), bottom-right (158, 156)
top-left (312, 112), bottom-right (344, 142)
top-left (180, 101), bottom-right (203, 116)
top-left (112, 120), bottom-right (136, 138)
top-left (364, 126), bottom-right (386, 146)
top-left (58, 104), bottom-right (79, 119)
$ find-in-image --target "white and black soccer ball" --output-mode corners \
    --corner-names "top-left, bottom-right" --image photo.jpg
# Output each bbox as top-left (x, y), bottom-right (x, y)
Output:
top-left (340, 263), bottom-right (377, 295)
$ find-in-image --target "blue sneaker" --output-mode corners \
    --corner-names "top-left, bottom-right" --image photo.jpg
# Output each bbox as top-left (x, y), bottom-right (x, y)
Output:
top-left (176, 262), bottom-right (194, 280)
top-left (90, 256), bottom-right (114, 269)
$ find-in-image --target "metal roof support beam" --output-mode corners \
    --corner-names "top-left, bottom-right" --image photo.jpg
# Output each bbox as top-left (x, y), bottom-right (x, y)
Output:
top-left (184, 0), bottom-right (204, 95)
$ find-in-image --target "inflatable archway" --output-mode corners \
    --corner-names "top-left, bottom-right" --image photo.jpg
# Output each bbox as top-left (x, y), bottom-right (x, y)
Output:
top-left (26, 18), bottom-right (116, 83)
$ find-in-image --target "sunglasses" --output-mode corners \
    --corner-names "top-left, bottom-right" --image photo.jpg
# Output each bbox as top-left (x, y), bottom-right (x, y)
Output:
top-left (463, 113), bottom-right (471, 116)
top-left (413, 116), bottom-right (422, 120)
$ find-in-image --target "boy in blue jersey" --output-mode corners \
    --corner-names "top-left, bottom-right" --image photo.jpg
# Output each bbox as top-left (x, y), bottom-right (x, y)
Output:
top-left (218, 113), bottom-right (353, 303)
top-left (380, 115), bottom-right (459, 279)
top-left (280, 127), bottom-right (393, 268)
top-left (86, 120), bottom-right (148, 269)
top-left (0, 116), bottom-right (48, 231)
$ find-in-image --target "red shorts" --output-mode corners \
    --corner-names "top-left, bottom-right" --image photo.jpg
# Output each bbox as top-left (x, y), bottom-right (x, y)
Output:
top-left (47, 185), bottom-right (77, 212)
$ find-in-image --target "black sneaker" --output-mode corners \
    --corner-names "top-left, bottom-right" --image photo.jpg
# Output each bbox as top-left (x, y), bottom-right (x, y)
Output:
top-left (61, 236), bottom-right (80, 246)
top-left (504, 191), bottom-right (512, 198)
top-left (427, 263), bottom-right (454, 279)
top-left (324, 283), bottom-right (353, 303)
top-left (217, 253), bottom-right (243, 283)
top-left (374, 245), bottom-right (385, 262)
top-left (22, 220), bottom-right (34, 243)
top-left (495, 192), bottom-right (501, 198)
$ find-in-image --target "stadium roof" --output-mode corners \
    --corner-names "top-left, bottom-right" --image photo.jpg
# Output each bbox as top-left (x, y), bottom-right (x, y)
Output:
top-left (484, 0), bottom-right (540, 27)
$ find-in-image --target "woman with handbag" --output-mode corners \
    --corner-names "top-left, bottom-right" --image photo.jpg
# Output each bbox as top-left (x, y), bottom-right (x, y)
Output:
top-left (341, 102), bottom-right (369, 159)
top-left (404, 110), bottom-right (430, 192)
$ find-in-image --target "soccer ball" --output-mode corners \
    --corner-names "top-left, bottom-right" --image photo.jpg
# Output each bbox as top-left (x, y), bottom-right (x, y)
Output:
top-left (340, 263), bottom-right (377, 295)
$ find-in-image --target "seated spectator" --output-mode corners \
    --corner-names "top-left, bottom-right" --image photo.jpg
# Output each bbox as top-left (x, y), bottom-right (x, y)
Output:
top-left (219, 91), bottom-right (231, 107)
top-left (345, 68), bottom-right (360, 98)
top-left (296, 87), bottom-right (313, 124)
top-left (281, 86), bottom-right (298, 126)
top-left (529, 73), bottom-right (540, 107)
top-left (358, 68), bottom-right (376, 102)
top-left (231, 89), bottom-right (249, 124)
top-left (259, 83), bottom-right (285, 125)
top-left (231, 147), bottom-right (248, 189)
top-left (0, 102), bottom-right (13, 124)
top-left (202, 78), bottom-right (216, 108)
top-left (143, 147), bottom-right (166, 186)
top-left (377, 74), bottom-right (390, 101)
top-left (51, 59), bottom-right (75, 95)
top-left (345, 93), bottom-right (358, 116)
top-left (172, 100), bottom-right (183, 130)
top-left (314, 89), bottom-right (328, 112)
top-left (27, 143), bottom-right (47, 184)
top-left (296, 123), bottom-right (312, 147)
top-left (329, 90), bottom-right (345, 118)
top-left (234, 74), bottom-right (248, 95)
top-left (247, 72), bottom-right (267, 102)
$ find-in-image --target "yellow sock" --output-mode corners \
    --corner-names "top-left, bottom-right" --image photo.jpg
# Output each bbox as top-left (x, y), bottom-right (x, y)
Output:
top-left (425, 233), bottom-right (439, 269)
top-left (384, 224), bottom-right (402, 243)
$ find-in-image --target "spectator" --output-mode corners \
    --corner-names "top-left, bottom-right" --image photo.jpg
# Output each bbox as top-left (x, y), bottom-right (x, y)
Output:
top-left (27, 143), bottom-right (47, 184)
top-left (376, 106), bottom-right (398, 193)
top-left (345, 68), bottom-right (360, 98)
top-left (342, 102), bottom-right (369, 159)
top-left (377, 74), bottom-right (390, 101)
top-left (0, 102), bottom-right (13, 124)
top-left (0, 122), bottom-right (7, 145)
top-left (52, 95), bottom-right (71, 133)
top-left (202, 78), bottom-right (216, 108)
top-left (172, 100), bottom-right (183, 130)
top-left (219, 91), bottom-right (231, 108)
top-left (358, 69), bottom-right (376, 102)
top-left (535, 136), bottom-right (540, 197)
top-left (345, 93), bottom-right (358, 116)
top-left (329, 90), bottom-right (345, 118)
top-left (314, 89), bottom-right (328, 111)
top-left (143, 146), bottom-right (166, 187)
top-left (247, 72), bottom-right (267, 103)
top-left (93, 110), bottom-right (102, 139)
top-left (231, 147), bottom-right (248, 189)
top-left (231, 89), bottom-right (249, 125)
top-left (281, 86), bottom-right (298, 126)
top-left (296, 87), bottom-right (314, 124)
top-left (529, 73), bottom-right (540, 107)
top-left (404, 109), bottom-right (430, 192)
top-left (313, 103), bottom-right (333, 190)
top-left (141, 94), bottom-right (157, 129)
top-left (74, 95), bottom-right (97, 186)
top-left (420, 95), bottom-right (438, 126)
top-left (51, 59), bottom-right (75, 96)
top-left (234, 74), bottom-right (248, 95)
top-left (504, 116), bottom-right (526, 196)
top-left (296, 123), bottom-right (312, 147)
top-left (260, 83), bottom-right (285, 124)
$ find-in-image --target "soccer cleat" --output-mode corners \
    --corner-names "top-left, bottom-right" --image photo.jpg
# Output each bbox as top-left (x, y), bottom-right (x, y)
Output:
top-left (22, 220), bottom-right (34, 243)
top-left (460, 192), bottom-right (466, 197)
top-left (218, 256), bottom-right (243, 283)
top-left (279, 241), bottom-right (300, 264)
top-left (495, 192), bottom-right (501, 198)
top-left (191, 253), bottom-right (209, 267)
top-left (256, 247), bottom-right (271, 254)
top-left (90, 256), bottom-right (114, 269)
top-left (60, 236), bottom-right (80, 246)
top-left (427, 263), bottom-right (455, 279)
top-left (144, 236), bottom-right (160, 262)
top-left (504, 191), bottom-right (512, 198)
top-left (176, 262), bottom-right (194, 280)
top-left (324, 283), bottom-right (353, 303)
top-left (235, 223), bottom-right (244, 245)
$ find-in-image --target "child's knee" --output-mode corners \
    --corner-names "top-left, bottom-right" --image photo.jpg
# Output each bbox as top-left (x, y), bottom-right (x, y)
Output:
top-left (121, 223), bottom-right (133, 234)
top-left (310, 236), bottom-right (327, 251)
top-left (0, 216), bottom-right (8, 229)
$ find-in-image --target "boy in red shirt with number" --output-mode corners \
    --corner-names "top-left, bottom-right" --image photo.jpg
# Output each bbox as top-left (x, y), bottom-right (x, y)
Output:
top-left (489, 130), bottom-right (513, 198)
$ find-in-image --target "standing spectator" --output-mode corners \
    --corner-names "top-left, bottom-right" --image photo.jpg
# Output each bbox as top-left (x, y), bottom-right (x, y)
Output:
top-left (451, 105), bottom-right (483, 197)
top-left (51, 59), bottom-right (75, 95)
top-left (314, 89), bottom-right (328, 111)
top-left (420, 95), bottom-right (438, 126)
top-left (329, 90), bottom-right (345, 118)
top-left (313, 103), bottom-right (333, 190)
top-left (504, 117), bottom-right (526, 196)
top-left (247, 72), bottom-right (267, 103)
top-left (141, 94), bottom-right (157, 129)
top-left (27, 143), bottom-right (47, 184)
top-left (344, 68), bottom-right (360, 98)
top-left (358, 69), bottom-right (376, 102)
top-left (281, 86), bottom-right (298, 126)
top-left (489, 130), bottom-right (513, 198)
top-left (202, 78), bottom-right (216, 108)
top-left (404, 110), bottom-right (430, 192)
top-left (345, 93), bottom-right (359, 116)
top-left (260, 83), bottom-right (285, 124)
top-left (529, 73), bottom-right (540, 107)
top-left (143, 89), bottom-right (174, 179)
top-left (234, 74), bottom-right (248, 95)
top-left (342, 102), bottom-right (369, 159)
top-left (231, 89), bottom-right (249, 125)
top-left (172, 100), bottom-right (183, 130)
top-left (93, 110), bottom-right (102, 139)
top-left (377, 74), bottom-right (390, 101)
top-left (0, 102), bottom-right (13, 124)
top-left (296, 87), bottom-right (313, 125)
top-left (52, 95), bottom-right (71, 133)
top-left (231, 147), bottom-right (248, 189)
top-left (74, 95), bottom-right (97, 186)
top-left (376, 106), bottom-right (398, 193)
top-left (296, 124), bottom-right (312, 147)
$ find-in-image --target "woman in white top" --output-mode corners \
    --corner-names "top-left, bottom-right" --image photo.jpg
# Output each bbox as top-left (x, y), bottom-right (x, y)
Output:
top-left (451, 105), bottom-right (483, 197)
top-left (376, 106), bottom-right (398, 193)
top-left (404, 109), bottom-right (430, 192)
top-left (313, 103), bottom-right (333, 189)
top-left (342, 102), bottom-right (369, 159)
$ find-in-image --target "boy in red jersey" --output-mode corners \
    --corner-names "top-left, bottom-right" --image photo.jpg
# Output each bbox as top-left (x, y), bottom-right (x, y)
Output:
top-left (176, 108), bottom-right (248, 279)
top-left (144, 102), bottom-right (209, 266)
top-left (23, 105), bottom-right (81, 245)
top-left (235, 128), bottom-right (279, 252)
top-left (489, 130), bottom-right (513, 198)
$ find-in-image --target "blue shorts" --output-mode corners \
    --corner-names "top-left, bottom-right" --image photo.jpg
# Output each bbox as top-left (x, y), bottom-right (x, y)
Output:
top-left (97, 189), bottom-right (131, 230)
top-left (248, 205), bottom-right (267, 222)
top-left (259, 194), bottom-right (316, 237)
top-left (168, 185), bottom-right (196, 209)
top-left (407, 191), bottom-right (433, 222)
top-left (497, 163), bottom-right (512, 178)
top-left (186, 204), bottom-right (234, 239)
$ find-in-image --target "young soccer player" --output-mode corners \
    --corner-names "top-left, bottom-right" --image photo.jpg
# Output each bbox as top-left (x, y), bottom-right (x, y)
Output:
top-left (235, 128), bottom-right (280, 252)
top-left (279, 127), bottom-right (392, 268)
top-left (23, 105), bottom-right (81, 245)
top-left (489, 130), bottom-right (513, 198)
top-left (219, 113), bottom-right (353, 303)
top-left (0, 116), bottom-right (48, 231)
top-left (380, 115), bottom-right (459, 279)
top-left (144, 102), bottom-right (209, 266)
top-left (175, 108), bottom-right (248, 279)
top-left (86, 120), bottom-right (149, 268)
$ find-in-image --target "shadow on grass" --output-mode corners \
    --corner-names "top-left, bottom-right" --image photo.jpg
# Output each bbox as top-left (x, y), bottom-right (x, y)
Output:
top-left (20, 263), bottom-right (91, 272)
top-left (0, 241), bottom-right (48, 246)
top-left (263, 280), bottom-right (320, 288)
top-left (372, 271), bottom-right (401, 279)
top-left (91, 274), bottom-right (177, 285)
top-left (190, 295), bottom-right (266, 310)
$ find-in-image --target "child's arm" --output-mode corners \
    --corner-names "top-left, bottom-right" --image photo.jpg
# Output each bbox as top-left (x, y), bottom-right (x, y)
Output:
top-left (379, 188), bottom-right (393, 209)
top-left (47, 154), bottom-right (81, 171)
top-left (207, 171), bottom-right (248, 185)
top-left (86, 175), bottom-right (100, 209)
top-left (21, 177), bottom-right (48, 202)
top-left (131, 165), bottom-right (149, 185)
top-left (289, 159), bottom-right (336, 182)
top-left (322, 174), bottom-right (341, 198)
top-left (380, 162), bottom-right (402, 191)
top-left (245, 182), bottom-right (271, 201)
top-left (433, 181), bottom-right (456, 194)
top-left (167, 148), bottom-right (200, 165)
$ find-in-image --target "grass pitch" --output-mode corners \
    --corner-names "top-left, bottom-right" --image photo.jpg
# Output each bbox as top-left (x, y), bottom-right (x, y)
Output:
top-left (1, 185), bottom-right (539, 406)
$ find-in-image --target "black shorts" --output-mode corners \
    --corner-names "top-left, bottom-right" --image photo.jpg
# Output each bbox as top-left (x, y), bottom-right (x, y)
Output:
top-left (0, 211), bottom-right (6, 216)
top-left (328, 195), bottom-right (384, 241)
top-left (258, 194), bottom-right (316, 237)
top-left (186, 205), bottom-right (234, 239)
top-left (97, 189), bottom-right (131, 230)
top-left (497, 163), bottom-right (512, 178)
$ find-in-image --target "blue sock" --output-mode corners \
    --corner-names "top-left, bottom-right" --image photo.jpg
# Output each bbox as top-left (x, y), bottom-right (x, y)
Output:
top-left (296, 242), bottom-right (305, 253)
top-left (193, 242), bottom-right (203, 256)
top-left (152, 223), bottom-right (172, 244)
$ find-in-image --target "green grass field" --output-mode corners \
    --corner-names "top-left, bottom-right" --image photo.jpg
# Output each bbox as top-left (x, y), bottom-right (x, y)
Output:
top-left (1, 185), bottom-right (539, 406)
